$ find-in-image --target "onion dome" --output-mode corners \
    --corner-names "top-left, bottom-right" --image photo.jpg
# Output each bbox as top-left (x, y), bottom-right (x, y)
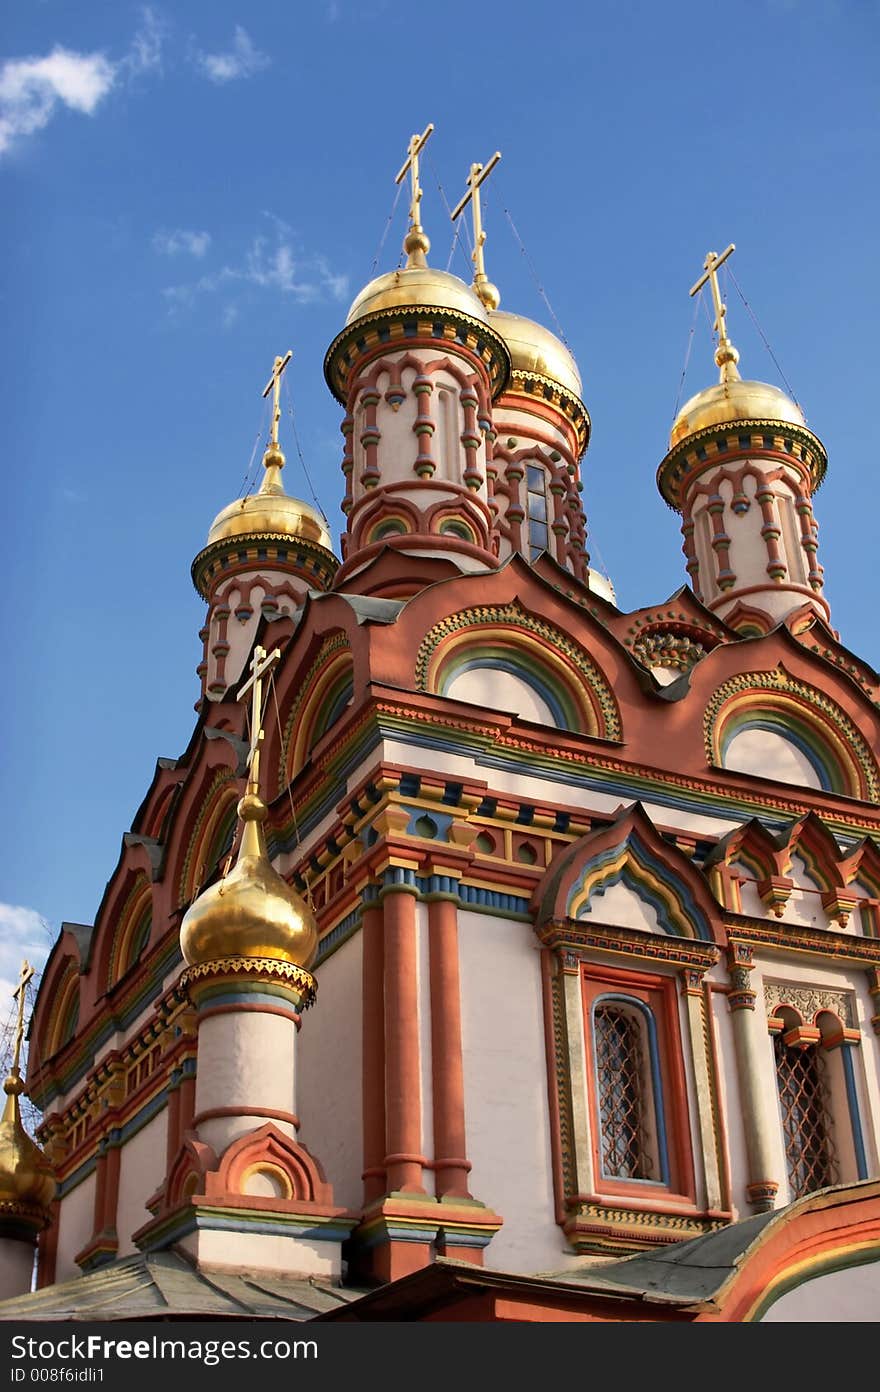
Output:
top-left (0, 1072), bottom-right (55, 1236)
top-left (659, 335), bottom-right (826, 510)
top-left (324, 225), bottom-right (510, 405)
top-left (671, 376), bottom-right (807, 450)
top-left (180, 790), bottom-right (318, 969)
top-left (192, 443), bottom-right (337, 600)
top-left (489, 308), bottom-right (591, 456)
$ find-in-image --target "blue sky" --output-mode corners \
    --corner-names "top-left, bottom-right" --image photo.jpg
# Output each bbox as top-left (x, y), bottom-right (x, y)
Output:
top-left (1, 0), bottom-right (878, 999)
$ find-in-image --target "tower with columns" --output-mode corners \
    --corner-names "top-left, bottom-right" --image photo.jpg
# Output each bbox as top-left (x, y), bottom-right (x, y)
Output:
top-left (6, 136), bottom-right (880, 1322)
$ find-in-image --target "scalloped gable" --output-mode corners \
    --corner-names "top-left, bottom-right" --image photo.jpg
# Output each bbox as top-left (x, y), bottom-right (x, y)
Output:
top-left (530, 802), bottom-right (722, 942)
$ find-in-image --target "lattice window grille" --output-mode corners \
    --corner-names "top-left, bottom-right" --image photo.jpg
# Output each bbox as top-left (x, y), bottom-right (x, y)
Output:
top-left (774, 1036), bottom-right (839, 1199)
top-left (594, 1005), bottom-right (654, 1180)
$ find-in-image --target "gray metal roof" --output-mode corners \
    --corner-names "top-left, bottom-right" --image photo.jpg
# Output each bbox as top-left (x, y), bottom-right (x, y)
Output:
top-left (0, 1250), bottom-right (364, 1322)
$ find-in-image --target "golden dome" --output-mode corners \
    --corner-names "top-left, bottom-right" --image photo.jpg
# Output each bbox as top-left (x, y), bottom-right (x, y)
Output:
top-left (180, 792), bottom-right (318, 969)
top-left (205, 444), bottom-right (332, 552)
top-left (489, 309), bottom-right (583, 402)
top-left (0, 1074), bottom-right (55, 1231)
top-left (345, 264), bottom-right (491, 329)
top-left (670, 377), bottom-right (805, 449)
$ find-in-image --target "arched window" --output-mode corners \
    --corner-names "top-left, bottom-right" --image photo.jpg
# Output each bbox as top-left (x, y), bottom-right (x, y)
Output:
top-left (774, 1031), bottom-right (839, 1199)
top-left (592, 997), bottom-right (666, 1184)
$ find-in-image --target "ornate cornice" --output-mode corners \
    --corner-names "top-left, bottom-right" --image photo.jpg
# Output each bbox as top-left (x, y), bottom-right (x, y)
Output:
top-left (191, 532), bottom-right (337, 601)
top-left (763, 980), bottom-right (855, 1028)
top-left (324, 306), bottom-right (511, 404)
top-left (180, 955), bottom-right (317, 1009)
top-left (657, 419), bottom-right (827, 512)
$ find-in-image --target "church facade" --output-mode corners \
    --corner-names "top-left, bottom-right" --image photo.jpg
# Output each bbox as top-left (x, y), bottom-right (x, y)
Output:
top-left (2, 135), bottom-right (879, 1322)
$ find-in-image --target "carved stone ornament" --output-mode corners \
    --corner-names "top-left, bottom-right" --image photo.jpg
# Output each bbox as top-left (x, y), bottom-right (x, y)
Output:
top-left (763, 981), bottom-right (854, 1028)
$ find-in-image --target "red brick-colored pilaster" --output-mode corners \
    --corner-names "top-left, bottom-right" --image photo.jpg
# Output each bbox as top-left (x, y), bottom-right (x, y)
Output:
top-left (362, 899), bottom-right (386, 1203)
top-left (428, 897), bottom-right (471, 1200)
top-left (383, 887), bottom-right (425, 1193)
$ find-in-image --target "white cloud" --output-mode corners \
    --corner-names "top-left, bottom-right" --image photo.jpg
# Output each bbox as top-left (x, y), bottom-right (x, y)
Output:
top-left (122, 6), bottom-right (166, 78)
top-left (162, 221), bottom-right (348, 319)
top-left (195, 26), bottom-right (269, 84)
top-left (153, 228), bottom-right (212, 258)
top-left (0, 46), bottom-right (115, 155)
top-left (0, 903), bottom-right (53, 1010)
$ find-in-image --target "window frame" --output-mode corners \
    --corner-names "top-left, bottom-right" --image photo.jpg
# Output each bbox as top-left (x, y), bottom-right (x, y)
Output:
top-left (581, 963), bottom-right (696, 1205)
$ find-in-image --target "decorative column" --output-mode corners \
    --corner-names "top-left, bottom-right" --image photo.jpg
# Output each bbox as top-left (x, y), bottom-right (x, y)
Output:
top-left (382, 883), bottom-right (425, 1195)
top-left (726, 944), bottom-right (780, 1211)
top-left (427, 896), bottom-right (470, 1200)
top-left (679, 968), bottom-right (726, 1215)
top-left (558, 950), bottom-right (595, 1202)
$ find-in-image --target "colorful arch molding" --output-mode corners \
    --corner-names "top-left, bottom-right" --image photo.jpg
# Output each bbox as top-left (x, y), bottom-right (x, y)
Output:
top-left (415, 601), bottom-right (621, 740)
top-left (531, 803), bottom-right (721, 942)
top-left (46, 962), bottom-right (80, 1058)
top-left (107, 875), bottom-right (152, 987)
top-left (280, 632), bottom-right (354, 784)
top-left (704, 667), bottom-right (879, 801)
top-left (177, 768), bottom-right (240, 907)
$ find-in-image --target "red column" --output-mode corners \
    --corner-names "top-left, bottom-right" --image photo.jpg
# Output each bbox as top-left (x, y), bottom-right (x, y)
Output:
top-left (101, 1144), bottom-right (121, 1234)
top-left (165, 1078), bottom-right (181, 1171)
top-left (361, 899), bottom-right (386, 1202)
top-left (428, 897), bottom-right (471, 1199)
top-left (383, 888), bottom-right (425, 1193)
top-left (178, 1072), bottom-right (196, 1137)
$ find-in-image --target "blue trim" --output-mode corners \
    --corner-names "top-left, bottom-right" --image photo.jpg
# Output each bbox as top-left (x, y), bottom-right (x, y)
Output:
top-left (591, 994), bottom-right (670, 1186)
top-left (315, 908), bottom-right (362, 965)
top-left (841, 1045), bottom-right (869, 1181)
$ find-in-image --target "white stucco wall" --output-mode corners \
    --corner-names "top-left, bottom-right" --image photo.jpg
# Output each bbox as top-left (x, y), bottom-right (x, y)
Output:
top-left (578, 878), bottom-right (661, 932)
top-left (115, 1110), bottom-right (167, 1256)
top-left (194, 1011), bottom-right (297, 1155)
top-left (709, 985), bottom-right (750, 1219)
top-left (458, 910), bottom-right (575, 1274)
top-left (725, 728), bottom-right (822, 790)
top-left (295, 930), bottom-right (363, 1212)
top-left (54, 1169), bottom-right (96, 1282)
top-left (446, 666), bottom-right (557, 725)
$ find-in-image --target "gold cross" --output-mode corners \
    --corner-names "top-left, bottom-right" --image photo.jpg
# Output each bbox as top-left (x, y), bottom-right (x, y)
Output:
top-left (262, 351), bottom-right (292, 449)
top-left (690, 244), bottom-right (736, 347)
top-left (237, 644), bottom-right (281, 795)
top-left (451, 152), bottom-right (502, 307)
top-left (395, 123), bottom-right (434, 232)
top-left (11, 960), bottom-right (34, 1077)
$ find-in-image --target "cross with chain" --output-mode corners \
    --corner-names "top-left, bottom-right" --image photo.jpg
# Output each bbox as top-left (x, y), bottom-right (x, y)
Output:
top-left (262, 350), bottom-right (292, 449)
top-left (451, 151), bottom-right (502, 295)
top-left (395, 123), bottom-right (434, 232)
top-left (237, 644), bottom-right (281, 795)
top-left (690, 244), bottom-right (736, 347)
top-left (10, 960), bottom-right (34, 1077)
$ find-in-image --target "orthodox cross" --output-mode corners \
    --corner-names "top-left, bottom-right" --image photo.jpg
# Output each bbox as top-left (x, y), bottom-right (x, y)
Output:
top-left (451, 152), bottom-right (501, 280)
top-left (237, 644), bottom-right (281, 795)
top-left (262, 350), bottom-right (293, 448)
top-left (395, 123), bottom-right (434, 231)
top-left (690, 244), bottom-right (736, 346)
top-left (10, 960), bottom-right (34, 1077)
